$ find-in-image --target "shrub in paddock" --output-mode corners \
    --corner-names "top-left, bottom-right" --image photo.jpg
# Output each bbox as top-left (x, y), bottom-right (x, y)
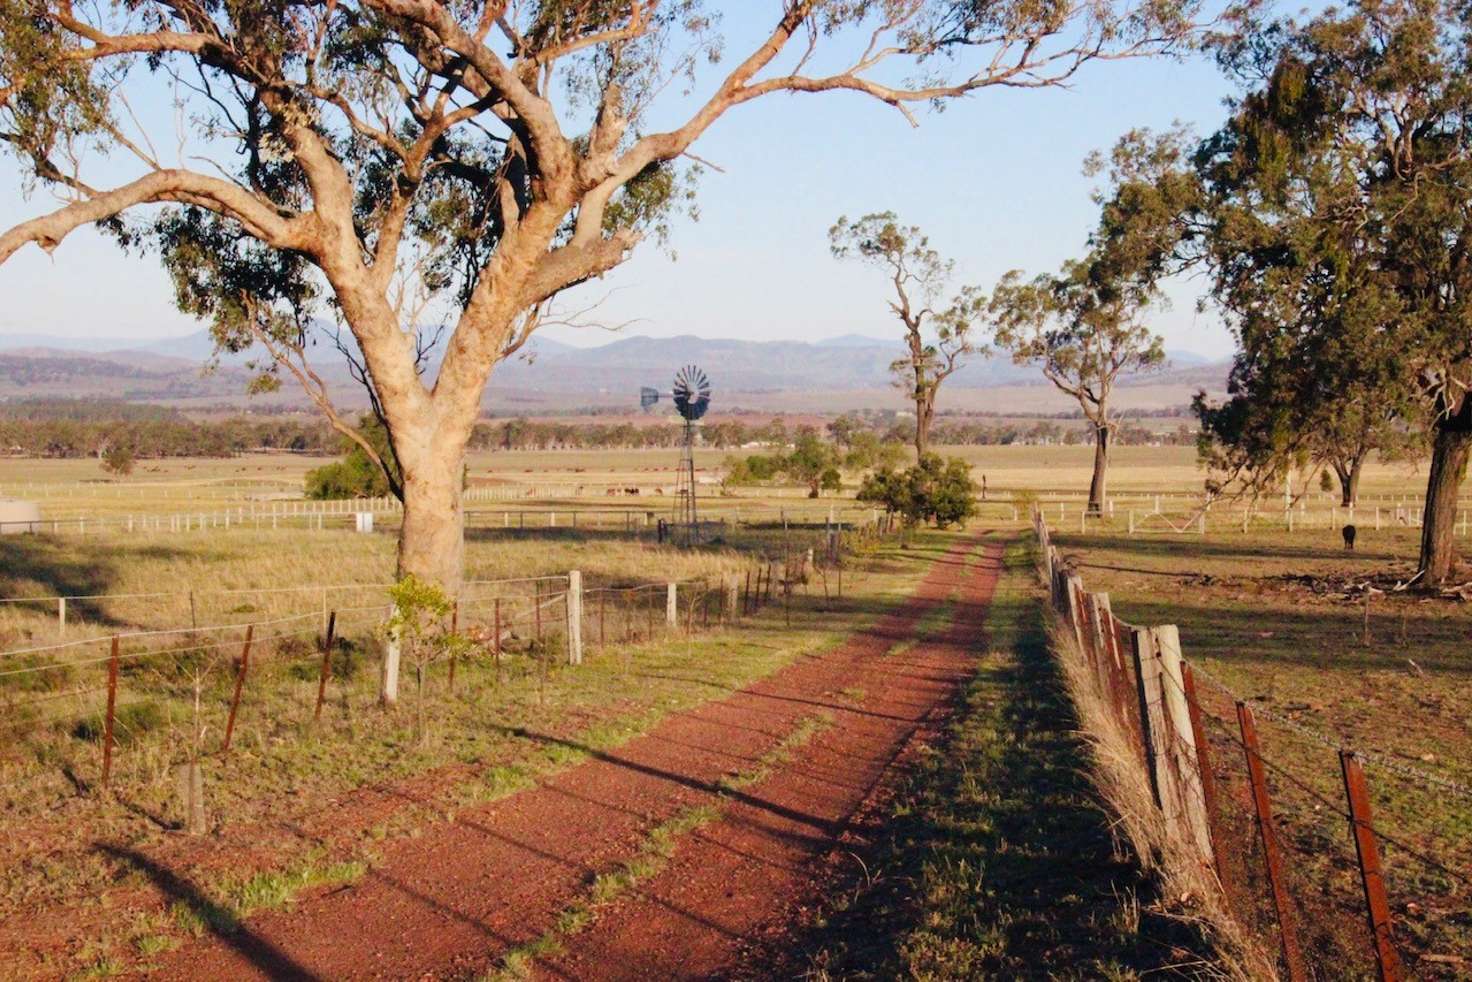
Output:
top-left (858, 454), bottom-right (979, 530)
top-left (1342, 524), bottom-right (1357, 550)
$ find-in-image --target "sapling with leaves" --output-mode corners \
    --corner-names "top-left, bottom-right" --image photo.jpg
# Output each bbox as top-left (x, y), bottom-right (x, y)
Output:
top-left (382, 575), bottom-right (469, 744)
top-left (988, 255), bottom-right (1165, 515)
top-left (830, 213), bottom-right (987, 456)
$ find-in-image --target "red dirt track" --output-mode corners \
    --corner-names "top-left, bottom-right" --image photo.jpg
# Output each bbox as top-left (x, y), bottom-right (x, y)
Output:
top-left (144, 534), bottom-right (1002, 981)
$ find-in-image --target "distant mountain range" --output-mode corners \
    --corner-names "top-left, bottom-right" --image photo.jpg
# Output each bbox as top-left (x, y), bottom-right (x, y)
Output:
top-left (0, 329), bottom-right (1229, 415)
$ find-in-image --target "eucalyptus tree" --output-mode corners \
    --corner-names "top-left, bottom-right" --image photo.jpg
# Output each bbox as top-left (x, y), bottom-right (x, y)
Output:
top-left (988, 255), bottom-right (1165, 515)
top-left (1191, 0), bottom-right (1472, 584)
top-left (829, 212), bottom-right (986, 457)
top-left (0, 1), bottom-right (1207, 592)
top-left (1083, 1), bottom-right (1471, 583)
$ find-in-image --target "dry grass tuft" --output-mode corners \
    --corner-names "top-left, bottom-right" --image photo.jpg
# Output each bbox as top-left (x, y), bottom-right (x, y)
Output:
top-left (1042, 607), bottom-right (1270, 981)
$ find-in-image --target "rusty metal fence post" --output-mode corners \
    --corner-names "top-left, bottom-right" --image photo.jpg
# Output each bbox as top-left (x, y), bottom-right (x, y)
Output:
top-left (223, 625), bottom-right (254, 751)
top-left (1340, 751), bottom-right (1403, 982)
top-left (1237, 701), bottom-right (1306, 982)
top-left (101, 636), bottom-right (120, 787)
top-left (314, 613), bottom-right (336, 721)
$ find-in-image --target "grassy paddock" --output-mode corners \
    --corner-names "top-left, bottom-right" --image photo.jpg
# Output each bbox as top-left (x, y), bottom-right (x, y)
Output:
top-left (1049, 521), bottom-right (1472, 976)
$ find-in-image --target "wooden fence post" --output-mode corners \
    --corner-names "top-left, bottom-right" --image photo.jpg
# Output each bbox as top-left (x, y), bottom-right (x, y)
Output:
top-left (1065, 574), bottom-right (1088, 653)
top-left (102, 636), bottom-right (119, 787)
top-left (1130, 627), bottom-right (1168, 811)
top-left (222, 621), bottom-right (254, 753)
top-left (1181, 662), bottom-right (1226, 888)
top-left (1340, 751), bottom-right (1403, 982)
top-left (1237, 702), bottom-right (1306, 982)
top-left (1156, 625), bottom-right (1214, 865)
top-left (314, 614), bottom-right (336, 721)
top-left (665, 581), bottom-right (677, 629)
top-left (567, 572), bottom-right (584, 665)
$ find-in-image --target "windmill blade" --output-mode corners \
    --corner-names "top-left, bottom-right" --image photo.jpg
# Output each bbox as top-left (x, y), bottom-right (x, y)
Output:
top-left (672, 365), bottom-right (712, 420)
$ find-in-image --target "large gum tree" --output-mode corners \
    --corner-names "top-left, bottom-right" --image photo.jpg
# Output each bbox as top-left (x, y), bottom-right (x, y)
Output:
top-left (1092, 0), bottom-right (1472, 586)
top-left (0, 0), bottom-right (1204, 593)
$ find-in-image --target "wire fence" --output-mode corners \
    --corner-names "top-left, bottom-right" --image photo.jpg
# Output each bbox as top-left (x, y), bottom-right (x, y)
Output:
top-left (0, 533), bottom-right (853, 809)
top-left (1035, 510), bottom-right (1471, 981)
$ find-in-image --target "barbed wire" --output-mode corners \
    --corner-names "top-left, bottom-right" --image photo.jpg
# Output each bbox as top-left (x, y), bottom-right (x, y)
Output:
top-left (0, 610), bottom-right (320, 663)
top-left (1187, 660), bottom-right (1472, 804)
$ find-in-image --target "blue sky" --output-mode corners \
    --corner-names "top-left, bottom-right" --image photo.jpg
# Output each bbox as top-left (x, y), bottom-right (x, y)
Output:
top-left (0, 6), bottom-right (1240, 358)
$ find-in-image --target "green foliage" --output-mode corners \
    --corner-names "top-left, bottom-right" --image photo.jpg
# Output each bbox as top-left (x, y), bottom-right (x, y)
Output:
top-left (843, 431), bottom-right (908, 472)
top-left (858, 454), bottom-right (978, 529)
top-left (1089, 4), bottom-right (1467, 507)
top-left (304, 415), bottom-right (400, 500)
top-left (724, 429), bottom-right (848, 496)
top-left (385, 574), bottom-right (454, 645)
top-left (786, 429), bottom-right (842, 497)
top-left (101, 444), bottom-right (135, 476)
top-left (988, 257), bottom-right (1165, 428)
top-left (722, 453), bottom-right (784, 486)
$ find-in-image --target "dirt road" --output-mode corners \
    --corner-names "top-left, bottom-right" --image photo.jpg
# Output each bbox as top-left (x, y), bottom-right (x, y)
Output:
top-left (146, 534), bottom-right (1001, 980)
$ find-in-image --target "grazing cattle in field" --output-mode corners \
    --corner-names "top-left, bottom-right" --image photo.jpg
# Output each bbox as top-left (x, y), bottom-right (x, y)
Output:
top-left (606, 487), bottom-right (618, 496)
top-left (625, 487), bottom-right (640, 496)
top-left (1342, 524), bottom-right (1357, 550)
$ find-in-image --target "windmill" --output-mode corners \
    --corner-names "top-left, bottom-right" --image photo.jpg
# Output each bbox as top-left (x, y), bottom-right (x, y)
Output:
top-left (639, 365), bottom-right (711, 545)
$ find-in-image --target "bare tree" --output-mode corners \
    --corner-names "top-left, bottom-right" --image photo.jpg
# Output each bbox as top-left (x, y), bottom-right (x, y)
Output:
top-left (0, 0), bottom-right (1209, 599)
top-left (989, 259), bottom-right (1164, 514)
top-left (829, 212), bottom-right (985, 457)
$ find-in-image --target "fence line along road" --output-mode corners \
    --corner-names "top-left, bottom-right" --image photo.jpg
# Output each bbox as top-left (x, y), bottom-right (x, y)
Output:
top-left (1035, 510), bottom-right (1467, 981)
top-left (0, 552), bottom-right (808, 804)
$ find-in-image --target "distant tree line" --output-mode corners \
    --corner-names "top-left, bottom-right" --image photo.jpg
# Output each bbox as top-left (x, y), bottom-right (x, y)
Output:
top-left (476, 414), bottom-right (1197, 453)
top-left (0, 401), bottom-right (337, 459)
top-left (0, 400), bottom-right (1198, 462)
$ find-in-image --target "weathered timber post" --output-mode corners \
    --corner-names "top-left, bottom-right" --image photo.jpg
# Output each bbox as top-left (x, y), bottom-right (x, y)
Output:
top-left (381, 606), bottom-right (401, 708)
top-left (1181, 661), bottom-right (1226, 889)
top-left (665, 581), bottom-right (677, 629)
top-left (1155, 625), bottom-right (1214, 866)
top-left (1130, 627), bottom-right (1168, 811)
top-left (724, 574), bottom-right (739, 623)
top-left (567, 571), bottom-right (584, 665)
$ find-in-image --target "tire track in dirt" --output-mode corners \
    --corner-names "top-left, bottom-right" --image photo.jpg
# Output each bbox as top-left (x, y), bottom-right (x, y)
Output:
top-left (533, 539), bottom-right (1003, 981)
top-left (141, 535), bottom-right (989, 981)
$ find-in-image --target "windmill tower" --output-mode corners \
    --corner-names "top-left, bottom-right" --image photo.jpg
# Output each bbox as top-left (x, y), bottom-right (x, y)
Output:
top-left (640, 366), bottom-right (712, 546)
